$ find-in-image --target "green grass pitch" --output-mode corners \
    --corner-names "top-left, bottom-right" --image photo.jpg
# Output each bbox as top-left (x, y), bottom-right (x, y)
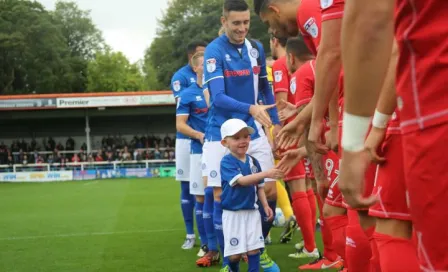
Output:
top-left (0, 178), bottom-right (337, 272)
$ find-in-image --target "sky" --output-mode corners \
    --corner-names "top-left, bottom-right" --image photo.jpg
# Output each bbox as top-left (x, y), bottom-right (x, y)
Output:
top-left (40, 0), bottom-right (170, 63)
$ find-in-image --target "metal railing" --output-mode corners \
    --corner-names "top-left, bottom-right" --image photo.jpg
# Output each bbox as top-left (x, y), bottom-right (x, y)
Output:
top-left (0, 159), bottom-right (175, 173)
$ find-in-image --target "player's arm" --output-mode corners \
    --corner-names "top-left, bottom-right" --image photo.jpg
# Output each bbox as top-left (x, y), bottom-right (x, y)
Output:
top-left (176, 97), bottom-right (204, 142)
top-left (309, 18), bottom-right (343, 142)
top-left (340, 0), bottom-right (395, 151)
top-left (339, 0), bottom-right (395, 209)
top-left (171, 72), bottom-right (188, 101)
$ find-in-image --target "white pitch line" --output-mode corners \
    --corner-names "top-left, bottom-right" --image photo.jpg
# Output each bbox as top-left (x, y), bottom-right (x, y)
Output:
top-left (0, 228), bottom-right (183, 241)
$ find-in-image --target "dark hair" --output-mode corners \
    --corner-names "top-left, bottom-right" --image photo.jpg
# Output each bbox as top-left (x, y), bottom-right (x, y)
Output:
top-left (286, 36), bottom-right (313, 61)
top-left (187, 41), bottom-right (208, 56)
top-left (271, 33), bottom-right (287, 48)
top-left (223, 0), bottom-right (249, 14)
top-left (253, 0), bottom-right (269, 15)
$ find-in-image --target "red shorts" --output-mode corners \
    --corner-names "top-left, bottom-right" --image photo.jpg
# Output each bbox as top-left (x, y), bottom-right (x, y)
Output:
top-left (284, 160), bottom-right (306, 182)
top-left (403, 124), bottom-right (448, 270)
top-left (324, 150), bottom-right (344, 208)
top-left (303, 158), bottom-right (315, 179)
top-left (368, 134), bottom-right (411, 221)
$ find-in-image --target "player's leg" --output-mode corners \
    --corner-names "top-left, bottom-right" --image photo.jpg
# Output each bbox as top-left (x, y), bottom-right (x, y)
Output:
top-left (369, 133), bottom-right (419, 271)
top-left (202, 140), bottom-right (230, 268)
top-left (287, 176), bottom-right (319, 259)
top-left (276, 180), bottom-right (296, 242)
top-left (176, 138), bottom-right (195, 249)
top-left (402, 125), bottom-right (448, 270)
top-left (197, 141), bottom-right (225, 267)
top-left (248, 136), bottom-right (280, 272)
top-left (246, 209), bottom-right (265, 272)
top-left (190, 153), bottom-right (207, 257)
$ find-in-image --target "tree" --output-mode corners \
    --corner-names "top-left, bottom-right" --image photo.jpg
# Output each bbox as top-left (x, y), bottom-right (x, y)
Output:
top-left (87, 50), bottom-right (145, 92)
top-left (0, 0), bottom-right (74, 94)
top-left (144, 0), bottom-right (270, 89)
top-left (52, 1), bottom-right (106, 92)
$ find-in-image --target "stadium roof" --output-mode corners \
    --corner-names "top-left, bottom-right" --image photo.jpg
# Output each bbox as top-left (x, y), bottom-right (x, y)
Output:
top-left (0, 91), bottom-right (175, 111)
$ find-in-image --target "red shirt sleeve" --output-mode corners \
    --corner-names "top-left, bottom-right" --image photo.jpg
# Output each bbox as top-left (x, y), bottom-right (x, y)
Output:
top-left (272, 58), bottom-right (290, 94)
top-left (295, 61), bottom-right (316, 108)
top-left (321, 0), bottom-right (345, 22)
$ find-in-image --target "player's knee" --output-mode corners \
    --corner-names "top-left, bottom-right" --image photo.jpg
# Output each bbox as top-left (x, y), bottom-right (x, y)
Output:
top-left (264, 182), bottom-right (277, 200)
top-left (213, 187), bottom-right (222, 202)
top-left (196, 195), bottom-right (205, 203)
top-left (228, 254), bottom-right (242, 263)
top-left (247, 249), bottom-right (260, 256)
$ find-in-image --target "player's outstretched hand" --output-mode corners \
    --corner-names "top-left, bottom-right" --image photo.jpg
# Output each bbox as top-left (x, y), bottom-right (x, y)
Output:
top-left (364, 127), bottom-right (386, 164)
top-left (266, 168), bottom-right (284, 180)
top-left (326, 126), bottom-right (339, 153)
top-left (277, 116), bottom-right (305, 149)
top-left (307, 119), bottom-right (329, 154)
top-left (277, 148), bottom-right (307, 175)
top-left (339, 150), bottom-right (378, 209)
top-left (277, 100), bottom-right (297, 122)
top-left (263, 205), bottom-right (274, 221)
top-left (249, 104), bottom-right (275, 128)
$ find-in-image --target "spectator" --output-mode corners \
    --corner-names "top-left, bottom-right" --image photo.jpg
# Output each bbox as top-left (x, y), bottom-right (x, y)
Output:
top-left (47, 154), bottom-right (54, 164)
top-left (87, 154), bottom-right (94, 163)
top-left (48, 137), bottom-right (55, 151)
top-left (22, 154), bottom-right (28, 165)
top-left (71, 153), bottom-right (80, 164)
top-left (30, 138), bottom-right (37, 151)
top-left (7, 155), bottom-right (14, 166)
top-left (56, 142), bottom-right (64, 151)
top-left (106, 152), bottom-right (114, 162)
top-left (80, 142), bottom-right (87, 151)
top-left (164, 134), bottom-right (172, 147)
top-left (122, 146), bottom-right (131, 161)
top-left (154, 146), bottom-right (161, 160)
top-left (36, 155), bottom-right (44, 164)
top-left (66, 136), bottom-right (75, 151)
top-left (96, 151), bottom-right (104, 162)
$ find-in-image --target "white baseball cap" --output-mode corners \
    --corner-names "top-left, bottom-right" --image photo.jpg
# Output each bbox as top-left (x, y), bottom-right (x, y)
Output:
top-left (220, 119), bottom-right (255, 140)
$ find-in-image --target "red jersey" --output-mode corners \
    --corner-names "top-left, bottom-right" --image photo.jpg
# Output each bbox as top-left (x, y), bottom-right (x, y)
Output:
top-left (272, 57), bottom-right (291, 100)
top-left (297, 0), bottom-right (322, 56)
top-left (321, 0), bottom-right (345, 22)
top-left (395, 0), bottom-right (448, 134)
top-left (291, 60), bottom-right (317, 108)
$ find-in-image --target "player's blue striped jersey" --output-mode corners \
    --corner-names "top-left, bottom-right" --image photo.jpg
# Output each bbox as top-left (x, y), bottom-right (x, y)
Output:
top-left (204, 35), bottom-right (279, 141)
top-left (176, 83), bottom-right (208, 154)
top-left (220, 154), bottom-right (265, 211)
top-left (171, 64), bottom-right (197, 140)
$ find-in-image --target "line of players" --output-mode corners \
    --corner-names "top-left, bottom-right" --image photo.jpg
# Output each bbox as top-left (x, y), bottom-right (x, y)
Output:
top-left (171, 0), bottom-right (448, 271)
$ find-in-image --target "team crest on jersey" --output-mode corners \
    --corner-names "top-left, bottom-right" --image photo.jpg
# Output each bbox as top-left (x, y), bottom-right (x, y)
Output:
top-left (177, 169), bottom-right (184, 175)
top-left (304, 17), bottom-right (319, 38)
top-left (206, 58), bottom-right (216, 73)
top-left (253, 66), bottom-right (261, 75)
top-left (173, 80), bottom-right (181, 92)
top-left (290, 78), bottom-right (297, 95)
top-left (320, 0), bottom-right (333, 9)
top-left (274, 71), bottom-right (283, 83)
top-left (251, 165), bottom-right (259, 174)
top-left (250, 48), bottom-right (259, 59)
top-left (210, 170), bottom-right (218, 178)
top-left (192, 182), bottom-right (198, 188)
top-left (225, 54), bottom-right (231, 62)
top-left (230, 238), bottom-right (239, 246)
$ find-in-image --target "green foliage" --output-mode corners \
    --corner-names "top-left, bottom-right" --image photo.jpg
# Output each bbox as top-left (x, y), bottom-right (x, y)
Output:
top-left (87, 50), bottom-right (145, 92)
top-left (144, 0), bottom-right (270, 89)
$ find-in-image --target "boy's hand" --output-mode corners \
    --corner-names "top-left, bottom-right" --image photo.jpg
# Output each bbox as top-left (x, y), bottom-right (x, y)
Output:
top-left (263, 205), bottom-right (274, 221)
top-left (266, 168), bottom-right (284, 180)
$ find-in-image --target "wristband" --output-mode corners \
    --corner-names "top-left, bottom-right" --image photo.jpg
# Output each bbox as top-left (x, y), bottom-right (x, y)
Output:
top-left (342, 112), bottom-right (371, 152)
top-left (372, 109), bottom-right (391, 129)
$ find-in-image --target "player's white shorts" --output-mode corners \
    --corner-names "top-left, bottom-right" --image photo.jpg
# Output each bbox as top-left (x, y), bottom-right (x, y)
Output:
top-left (175, 139), bottom-right (191, 181)
top-left (202, 136), bottom-right (275, 187)
top-left (222, 209), bottom-right (264, 257)
top-left (190, 153), bottom-right (205, 196)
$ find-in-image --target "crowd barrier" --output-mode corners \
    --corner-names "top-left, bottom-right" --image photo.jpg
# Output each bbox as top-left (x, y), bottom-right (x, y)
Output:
top-left (0, 160), bottom-right (176, 182)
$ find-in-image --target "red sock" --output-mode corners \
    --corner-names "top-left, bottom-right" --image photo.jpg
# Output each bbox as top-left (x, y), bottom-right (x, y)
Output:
top-left (292, 192), bottom-right (316, 252)
top-left (374, 232), bottom-right (420, 272)
top-left (345, 210), bottom-right (371, 272)
top-left (365, 227), bottom-right (381, 272)
top-left (316, 194), bottom-right (339, 261)
top-left (326, 215), bottom-right (348, 260)
top-left (307, 189), bottom-right (317, 226)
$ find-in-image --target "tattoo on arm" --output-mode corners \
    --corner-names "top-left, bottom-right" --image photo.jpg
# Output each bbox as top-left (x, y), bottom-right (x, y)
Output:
top-left (304, 122), bottom-right (326, 183)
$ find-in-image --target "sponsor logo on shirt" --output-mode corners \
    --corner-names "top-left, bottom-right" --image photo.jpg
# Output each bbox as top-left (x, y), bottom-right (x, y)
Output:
top-left (224, 69), bottom-right (251, 77)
